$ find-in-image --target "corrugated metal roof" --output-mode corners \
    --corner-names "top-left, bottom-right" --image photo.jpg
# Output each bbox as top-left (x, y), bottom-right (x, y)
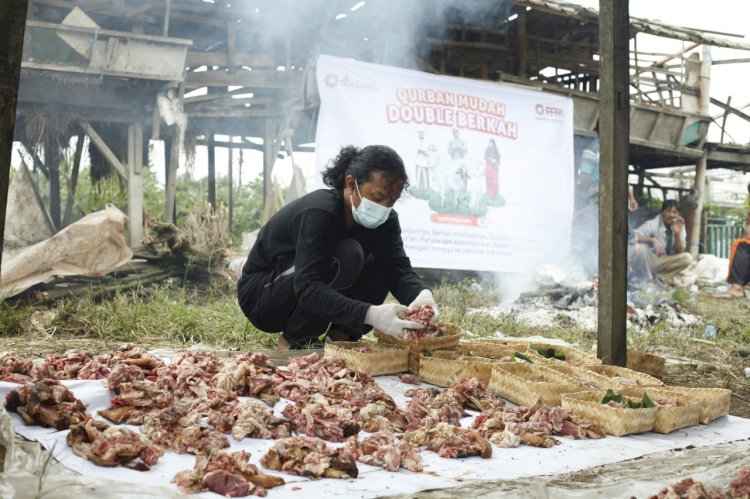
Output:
top-left (518, 0), bottom-right (750, 51)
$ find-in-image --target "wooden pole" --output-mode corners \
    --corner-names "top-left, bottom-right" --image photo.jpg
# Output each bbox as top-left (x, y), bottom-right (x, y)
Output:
top-left (516, 9), bottom-right (528, 78)
top-left (0, 0), bottom-right (28, 272)
top-left (162, 0), bottom-right (171, 36)
top-left (263, 119), bottom-right (274, 213)
top-left (63, 132), bottom-right (85, 227)
top-left (164, 130), bottom-right (179, 223)
top-left (46, 139), bottom-right (62, 231)
top-left (597, 0), bottom-right (629, 367)
top-left (689, 45), bottom-right (711, 258)
top-left (207, 131), bottom-right (216, 209)
top-left (227, 137), bottom-right (234, 234)
top-left (127, 123), bottom-right (144, 248)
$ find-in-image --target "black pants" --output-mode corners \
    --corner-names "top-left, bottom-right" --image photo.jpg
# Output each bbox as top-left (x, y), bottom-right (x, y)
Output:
top-left (729, 242), bottom-right (750, 285)
top-left (237, 239), bottom-right (389, 347)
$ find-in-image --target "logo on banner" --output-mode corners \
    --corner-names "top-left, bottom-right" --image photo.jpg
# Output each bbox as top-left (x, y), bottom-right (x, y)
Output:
top-left (324, 73), bottom-right (377, 92)
top-left (535, 103), bottom-right (566, 122)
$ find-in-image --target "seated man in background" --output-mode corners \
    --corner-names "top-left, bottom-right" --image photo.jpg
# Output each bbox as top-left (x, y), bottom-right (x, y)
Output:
top-left (630, 200), bottom-right (692, 285)
top-left (713, 207), bottom-right (750, 298)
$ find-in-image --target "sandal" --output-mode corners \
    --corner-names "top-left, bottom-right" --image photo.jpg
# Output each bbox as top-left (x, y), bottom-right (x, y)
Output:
top-left (278, 335), bottom-right (324, 350)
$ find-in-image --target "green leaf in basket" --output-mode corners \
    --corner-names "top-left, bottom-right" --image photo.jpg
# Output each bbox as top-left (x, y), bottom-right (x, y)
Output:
top-left (422, 350), bottom-right (433, 357)
top-left (602, 389), bottom-right (626, 405)
top-left (529, 343), bottom-right (565, 360)
top-left (512, 351), bottom-right (533, 363)
top-left (640, 392), bottom-right (655, 408)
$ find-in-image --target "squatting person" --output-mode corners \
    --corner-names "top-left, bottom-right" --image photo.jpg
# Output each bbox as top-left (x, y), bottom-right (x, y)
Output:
top-left (630, 199), bottom-right (692, 285)
top-left (237, 145), bottom-right (439, 350)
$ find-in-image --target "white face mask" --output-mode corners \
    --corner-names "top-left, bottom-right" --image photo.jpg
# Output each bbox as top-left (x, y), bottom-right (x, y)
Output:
top-left (351, 179), bottom-right (392, 229)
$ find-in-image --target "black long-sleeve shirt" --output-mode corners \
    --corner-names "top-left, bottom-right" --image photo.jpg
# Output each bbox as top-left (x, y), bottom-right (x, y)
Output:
top-left (241, 188), bottom-right (426, 327)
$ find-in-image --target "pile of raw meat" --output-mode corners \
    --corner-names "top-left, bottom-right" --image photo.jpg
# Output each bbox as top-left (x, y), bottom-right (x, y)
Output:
top-left (2, 346), bottom-right (606, 497)
top-left (400, 304), bottom-right (446, 340)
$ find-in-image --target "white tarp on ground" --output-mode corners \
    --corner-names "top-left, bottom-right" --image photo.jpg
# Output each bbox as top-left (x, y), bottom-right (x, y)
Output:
top-left (1, 376), bottom-right (749, 499)
top-left (0, 206), bottom-right (132, 298)
top-left (315, 55), bottom-right (574, 273)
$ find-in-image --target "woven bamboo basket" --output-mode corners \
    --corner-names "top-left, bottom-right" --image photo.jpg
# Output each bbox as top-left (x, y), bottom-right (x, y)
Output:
top-left (374, 323), bottom-right (462, 372)
top-left (458, 341), bottom-right (547, 363)
top-left (584, 365), bottom-right (664, 387)
top-left (470, 337), bottom-right (533, 347)
top-left (527, 342), bottom-right (602, 366)
top-left (418, 351), bottom-right (495, 387)
top-left (627, 350), bottom-right (666, 378)
top-left (620, 387), bottom-right (700, 433)
top-left (561, 390), bottom-right (657, 436)
top-left (663, 386), bottom-right (732, 424)
top-left (488, 363), bottom-right (581, 407)
top-left (546, 364), bottom-right (617, 391)
top-left (324, 341), bottom-right (408, 376)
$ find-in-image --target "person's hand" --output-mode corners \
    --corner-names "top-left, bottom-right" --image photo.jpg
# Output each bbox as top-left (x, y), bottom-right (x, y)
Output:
top-left (365, 304), bottom-right (425, 339)
top-left (628, 196), bottom-right (638, 212)
top-left (407, 289), bottom-right (439, 320)
top-left (652, 239), bottom-right (666, 256)
top-left (671, 216), bottom-right (685, 234)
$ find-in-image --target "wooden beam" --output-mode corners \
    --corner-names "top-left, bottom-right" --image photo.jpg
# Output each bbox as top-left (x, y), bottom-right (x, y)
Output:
top-left (635, 42), bottom-right (700, 75)
top-left (125, 2), bottom-right (157, 19)
top-left (709, 97), bottom-right (750, 124)
top-left (63, 132), bottom-right (85, 227)
top-left (1, 0), bottom-right (28, 271)
top-left (597, 0), bottom-right (629, 367)
top-left (185, 70), bottom-right (301, 89)
top-left (720, 96), bottom-right (731, 144)
top-left (19, 141), bottom-right (49, 179)
top-left (81, 121), bottom-right (127, 180)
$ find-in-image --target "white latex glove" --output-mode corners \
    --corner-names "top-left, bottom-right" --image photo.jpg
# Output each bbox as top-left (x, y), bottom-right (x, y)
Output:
top-left (407, 289), bottom-right (439, 320)
top-left (365, 303), bottom-right (425, 339)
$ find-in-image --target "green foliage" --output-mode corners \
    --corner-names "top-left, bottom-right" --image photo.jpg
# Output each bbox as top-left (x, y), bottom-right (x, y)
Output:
top-left (671, 286), bottom-right (693, 307)
top-left (28, 150), bottom-right (273, 245)
top-left (0, 302), bottom-right (34, 336)
top-left (49, 286), bottom-right (276, 350)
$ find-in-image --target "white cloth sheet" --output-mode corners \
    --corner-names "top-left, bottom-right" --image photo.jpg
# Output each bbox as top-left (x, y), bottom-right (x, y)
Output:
top-left (1, 377), bottom-right (749, 499)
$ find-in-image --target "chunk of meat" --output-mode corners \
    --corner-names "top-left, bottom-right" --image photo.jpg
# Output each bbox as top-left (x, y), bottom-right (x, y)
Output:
top-left (67, 416), bottom-right (164, 470)
top-left (400, 304), bottom-right (446, 340)
top-left (444, 377), bottom-right (505, 411)
top-left (173, 450), bottom-right (284, 497)
top-left (398, 373), bottom-right (421, 385)
top-left (404, 422), bottom-right (492, 459)
top-left (357, 431), bottom-right (422, 472)
top-left (281, 393), bottom-right (359, 442)
top-left (5, 379), bottom-right (87, 430)
top-left (260, 436), bottom-right (359, 479)
top-left (228, 400), bottom-right (294, 441)
top-left (0, 351), bottom-right (33, 377)
top-left (141, 407), bottom-right (230, 455)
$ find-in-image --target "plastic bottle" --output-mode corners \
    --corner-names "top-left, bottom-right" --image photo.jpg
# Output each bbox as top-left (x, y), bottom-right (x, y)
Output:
top-left (702, 325), bottom-right (717, 340)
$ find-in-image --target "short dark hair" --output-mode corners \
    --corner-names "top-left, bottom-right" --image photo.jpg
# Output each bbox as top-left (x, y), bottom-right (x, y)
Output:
top-left (661, 199), bottom-right (679, 212)
top-left (321, 145), bottom-right (409, 190)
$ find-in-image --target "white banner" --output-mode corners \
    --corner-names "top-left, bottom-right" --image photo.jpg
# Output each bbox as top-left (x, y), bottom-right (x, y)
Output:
top-left (315, 55), bottom-right (574, 272)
